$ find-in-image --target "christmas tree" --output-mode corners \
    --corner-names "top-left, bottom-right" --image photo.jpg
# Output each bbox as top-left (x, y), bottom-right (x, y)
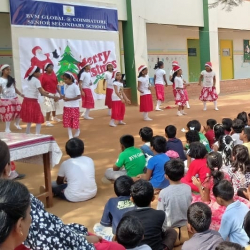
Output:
top-left (56, 45), bottom-right (80, 81)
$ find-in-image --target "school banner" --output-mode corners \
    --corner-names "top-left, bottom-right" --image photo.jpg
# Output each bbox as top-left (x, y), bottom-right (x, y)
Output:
top-left (18, 37), bottom-right (117, 100)
top-left (9, 0), bottom-right (118, 32)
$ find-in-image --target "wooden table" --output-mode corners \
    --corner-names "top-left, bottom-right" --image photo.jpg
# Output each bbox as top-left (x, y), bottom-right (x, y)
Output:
top-left (0, 133), bottom-right (62, 208)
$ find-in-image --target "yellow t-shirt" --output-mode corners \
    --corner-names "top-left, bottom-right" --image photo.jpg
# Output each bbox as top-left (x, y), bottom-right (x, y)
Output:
top-left (243, 142), bottom-right (250, 154)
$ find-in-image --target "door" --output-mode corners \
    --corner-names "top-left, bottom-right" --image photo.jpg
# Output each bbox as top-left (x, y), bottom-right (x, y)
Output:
top-left (187, 39), bottom-right (201, 82)
top-left (220, 40), bottom-right (234, 80)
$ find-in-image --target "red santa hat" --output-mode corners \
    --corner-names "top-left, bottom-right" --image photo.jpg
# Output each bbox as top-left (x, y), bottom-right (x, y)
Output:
top-left (138, 65), bottom-right (147, 74)
top-left (112, 70), bottom-right (119, 79)
top-left (32, 46), bottom-right (42, 55)
top-left (205, 62), bottom-right (212, 69)
top-left (24, 66), bottom-right (38, 79)
top-left (79, 58), bottom-right (91, 69)
top-left (65, 71), bottom-right (75, 80)
top-left (0, 64), bottom-right (10, 72)
top-left (173, 65), bottom-right (181, 73)
top-left (172, 61), bottom-right (179, 66)
top-left (44, 63), bottom-right (54, 71)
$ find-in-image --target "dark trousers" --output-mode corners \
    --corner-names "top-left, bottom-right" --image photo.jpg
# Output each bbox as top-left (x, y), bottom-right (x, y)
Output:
top-left (162, 227), bottom-right (178, 250)
top-left (52, 181), bottom-right (68, 200)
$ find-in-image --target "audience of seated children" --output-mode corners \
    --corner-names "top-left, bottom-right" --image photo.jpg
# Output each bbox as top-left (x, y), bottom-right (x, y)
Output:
top-left (237, 111), bottom-right (248, 127)
top-left (52, 138), bottom-right (97, 202)
top-left (137, 136), bottom-right (170, 191)
top-left (165, 125), bottom-right (187, 161)
top-left (139, 127), bottom-right (154, 157)
top-left (186, 120), bottom-right (211, 152)
top-left (231, 119), bottom-right (244, 145)
top-left (157, 159), bottom-right (192, 245)
top-left (205, 119), bottom-right (217, 148)
top-left (116, 215), bottom-right (152, 250)
top-left (240, 127), bottom-right (250, 154)
top-left (213, 123), bottom-right (225, 149)
top-left (215, 242), bottom-right (244, 250)
top-left (94, 176), bottom-right (135, 239)
top-left (182, 202), bottom-right (223, 250)
top-left (181, 142), bottom-right (210, 192)
top-left (105, 135), bottom-right (146, 181)
top-left (213, 180), bottom-right (249, 246)
top-left (222, 118), bottom-right (233, 135)
top-left (124, 179), bottom-right (177, 250)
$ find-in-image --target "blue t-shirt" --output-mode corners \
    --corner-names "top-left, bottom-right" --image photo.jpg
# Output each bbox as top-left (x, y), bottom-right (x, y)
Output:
top-left (147, 153), bottom-right (170, 189)
top-left (100, 196), bottom-right (136, 234)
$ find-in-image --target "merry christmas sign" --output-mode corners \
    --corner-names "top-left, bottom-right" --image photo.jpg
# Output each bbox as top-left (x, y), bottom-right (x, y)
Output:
top-left (18, 37), bottom-right (117, 100)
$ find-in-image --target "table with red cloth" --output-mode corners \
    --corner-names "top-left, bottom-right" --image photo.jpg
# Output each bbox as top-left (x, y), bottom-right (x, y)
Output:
top-left (0, 132), bottom-right (62, 208)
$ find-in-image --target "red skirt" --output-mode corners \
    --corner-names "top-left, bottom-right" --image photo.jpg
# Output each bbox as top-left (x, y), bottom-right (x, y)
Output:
top-left (172, 84), bottom-right (177, 98)
top-left (20, 98), bottom-right (44, 124)
top-left (82, 88), bottom-right (95, 109)
top-left (63, 107), bottom-right (79, 129)
top-left (199, 87), bottom-right (218, 102)
top-left (105, 88), bottom-right (113, 109)
top-left (155, 84), bottom-right (165, 101)
top-left (184, 88), bottom-right (189, 101)
top-left (111, 100), bottom-right (125, 121)
top-left (0, 97), bottom-right (22, 122)
top-left (175, 89), bottom-right (187, 106)
top-left (140, 94), bottom-right (153, 112)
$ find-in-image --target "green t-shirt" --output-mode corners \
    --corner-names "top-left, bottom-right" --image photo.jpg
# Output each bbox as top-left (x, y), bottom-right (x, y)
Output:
top-left (116, 147), bottom-right (146, 177)
top-left (199, 132), bottom-right (211, 152)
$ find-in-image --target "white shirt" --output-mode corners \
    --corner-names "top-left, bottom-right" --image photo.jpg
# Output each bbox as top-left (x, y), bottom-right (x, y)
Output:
top-left (138, 75), bottom-right (151, 96)
top-left (154, 68), bottom-right (166, 85)
top-left (112, 81), bottom-right (123, 101)
top-left (0, 77), bottom-right (16, 99)
top-left (231, 133), bottom-right (243, 145)
top-left (201, 70), bottom-right (216, 87)
top-left (25, 77), bottom-right (41, 99)
top-left (80, 71), bottom-right (92, 89)
top-left (127, 245), bottom-right (152, 250)
top-left (64, 83), bottom-right (80, 108)
top-left (174, 76), bottom-right (184, 89)
top-left (104, 71), bottom-right (113, 89)
top-left (58, 156), bottom-right (97, 202)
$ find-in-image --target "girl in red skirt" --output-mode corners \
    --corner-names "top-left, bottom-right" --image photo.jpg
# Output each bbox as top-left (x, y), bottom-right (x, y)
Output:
top-left (78, 62), bottom-right (94, 120)
top-left (109, 71), bottom-right (131, 127)
top-left (20, 66), bottom-right (59, 134)
top-left (198, 62), bottom-right (218, 111)
top-left (154, 61), bottom-right (167, 111)
top-left (103, 63), bottom-right (114, 116)
top-left (62, 72), bottom-right (81, 139)
top-left (0, 64), bottom-right (24, 133)
top-left (137, 65), bottom-right (153, 121)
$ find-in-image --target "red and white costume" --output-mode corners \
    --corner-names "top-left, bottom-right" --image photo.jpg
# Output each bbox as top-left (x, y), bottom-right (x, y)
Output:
top-left (170, 61), bottom-right (179, 98)
top-left (173, 66), bottom-right (187, 106)
top-left (138, 74), bottom-right (153, 112)
top-left (111, 80), bottom-right (125, 121)
top-left (154, 68), bottom-right (166, 101)
top-left (30, 46), bottom-right (53, 71)
top-left (104, 71), bottom-right (113, 109)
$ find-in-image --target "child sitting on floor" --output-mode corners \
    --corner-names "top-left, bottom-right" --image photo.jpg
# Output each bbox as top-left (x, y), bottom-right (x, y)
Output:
top-left (124, 180), bottom-right (177, 250)
top-left (231, 119), bottom-right (244, 145)
top-left (222, 118), bottom-right (233, 135)
top-left (182, 202), bottom-right (223, 250)
top-left (240, 127), bottom-right (250, 154)
top-left (139, 127), bottom-right (154, 157)
top-left (205, 119), bottom-right (217, 148)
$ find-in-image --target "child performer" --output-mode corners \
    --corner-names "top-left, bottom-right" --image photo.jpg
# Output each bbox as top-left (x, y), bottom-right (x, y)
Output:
top-left (0, 64), bottom-right (24, 133)
top-left (199, 62), bottom-right (219, 111)
top-left (137, 65), bottom-right (153, 121)
top-left (62, 72), bottom-right (81, 139)
top-left (110, 71), bottom-right (131, 127)
top-left (103, 63), bottom-right (114, 116)
top-left (78, 62), bottom-right (94, 120)
top-left (154, 61), bottom-right (167, 111)
top-left (172, 65), bottom-right (189, 116)
top-left (20, 66), bottom-right (59, 134)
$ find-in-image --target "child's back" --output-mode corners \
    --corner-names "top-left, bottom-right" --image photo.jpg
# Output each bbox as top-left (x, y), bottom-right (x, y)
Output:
top-left (166, 138), bottom-right (186, 161)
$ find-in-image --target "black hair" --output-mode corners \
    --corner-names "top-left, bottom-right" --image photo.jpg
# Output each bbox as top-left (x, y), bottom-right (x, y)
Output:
top-left (0, 179), bottom-right (30, 244)
top-left (213, 124), bottom-right (225, 141)
top-left (63, 72), bottom-right (74, 83)
top-left (231, 144), bottom-right (250, 174)
top-left (185, 130), bottom-right (200, 144)
top-left (187, 202), bottom-right (212, 233)
top-left (106, 63), bottom-right (114, 71)
top-left (165, 125), bottom-right (176, 139)
top-left (1, 66), bottom-right (15, 88)
top-left (171, 71), bottom-right (178, 83)
top-left (207, 152), bottom-right (224, 186)
top-left (116, 215), bottom-right (144, 248)
top-left (243, 127), bottom-right (250, 141)
top-left (114, 72), bottom-right (122, 82)
top-left (187, 120), bottom-right (201, 132)
top-left (151, 136), bottom-right (167, 153)
top-left (28, 67), bottom-right (40, 81)
top-left (139, 127), bottom-right (153, 142)
top-left (138, 68), bottom-right (147, 78)
top-left (130, 179), bottom-right (154, 207)
top-left (44, 63), bottom-right (53, 71)
top-left (164, 159), bottom-right (184, 181)
top-left (114, 176), bottom-right (134, 197)
top-left (206, 119), bottom-right (217, 130)
top-left (154, 61), bottom-right (164, 70)
top-left (237, 112), bottom-right (248, 126)
top-left (213, 180), bottom-right (234, 201)
top-left (244, 210), bottom-right (250, 238)
top-left (188, 142), bottom-right (207, 159)
top-left (218, 135), bottom-right (234, 167)
top-left (77, 68), bottom-right (85, 81)
top-left (222, 118), bottom-right (233, 133)
top-left (120, 135), bottom-right (134, 148)
top-left (0, 140), bottom-right (10, 177)
top-left (215, 242), bottom-right (244, 250)
top-left (65, 138), bottom-right (84, 158)
top-left (232, 119), bottom-right (244, 133)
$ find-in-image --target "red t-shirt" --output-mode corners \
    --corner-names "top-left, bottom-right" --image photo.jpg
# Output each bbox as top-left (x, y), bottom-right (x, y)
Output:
top-left (205, 130), bottom-right (215, 148)
top-left (40, 72), bottom-right (58, 94)
top-left (181, 158), bottom-right (211, 192)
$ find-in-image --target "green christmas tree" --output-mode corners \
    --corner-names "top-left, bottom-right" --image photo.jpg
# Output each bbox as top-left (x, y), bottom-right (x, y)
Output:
top-left (56, 45), bottom-right (80, 81)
